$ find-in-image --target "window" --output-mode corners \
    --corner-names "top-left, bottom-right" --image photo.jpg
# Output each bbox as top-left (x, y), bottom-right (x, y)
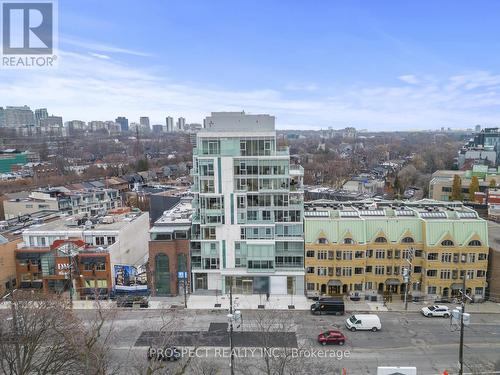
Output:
top-left (95, 236), bottom-right (105, 246)
top-left (343, 238), bottom-right (353, 244)
top-left (468, 253), bottom-right (476, 263)
top-left (317, 251), bottom-right (328, 260)
top-left (96, 262), bottom-right (106, 271)
top-left (343, 251), bottom-right (352, 260)
top-left (441, 253), bottom-right (452, 262)
top-left (468, 240), bottom-right (481, 247)
top-left (374, 266), bottom-right (384, 275)
top-left (306, 283), bottom-right (315, 291)
top-left (427, 253), bottom-right (438, 261)
top-left (107, 236), bottom-right (116, 245)
top-left (317, 267), bottom-right (327, 276)
top-left (466, 270), bottom-right (474, 279)
top-left (475, 287), bottom-right (483, 296)
top-left (414, 249), bottom-right (423, 257)
top-left (365, 282), bottom-right (373, 290)
top-left (440, 270), bottom-right (451, 279)
top-left (306, 250), bottom-right (315, 258)
top-left (365, 266), bottom-right (372, 273)
top-left (328, 251), bottom-right (334, 260)
top-left (96, 279), bottom-right (107, 288)
top-left (342, 267), bottom-right (352, 277)
top-left (318, 238), bottom-right (328, 244)
top-left (477, 270), bottom-right (485, 278)
top-left (306, 267), bottom-right (315, 274)
top-left (374, 237), bottom-right (387, 243)
top-left (402, 237), bottom-right (414, 243)
top-left (355, 267), bottom-right (363, 275)
top-left (366, 249), bottom-right (373, 258)
top-left (441, 240), bottom-right (454, 246)
top-left (355, 251), bottom-right (364, 259)
top-left (427, 269), bottom-right (437, 277)
top-left (427, 286), bottom-right (437, 294)
top-left (478, 253), bottom-right (487, 261)
top-left (375, 250), bottom-right (385, 259)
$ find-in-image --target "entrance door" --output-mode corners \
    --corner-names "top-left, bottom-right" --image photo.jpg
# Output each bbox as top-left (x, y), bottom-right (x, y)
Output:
top-left (155, 254), bottom-right (170, 296)
top-left (242, 279), bottom-right (253, 294)
top-left (196, 274), bottom-right (207, 290)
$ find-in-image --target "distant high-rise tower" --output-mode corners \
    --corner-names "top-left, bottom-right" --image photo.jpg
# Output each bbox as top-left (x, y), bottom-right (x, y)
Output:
top-left (35, 108), bottom-right (48, 127)
top-left (475, 124), bottom-right (481, 133)
top-left (165, 116), bottom-right (174, 132)
top-left (140, 116), bottom-right (150, 130)
top-left (116, 116), bottom-right (129, 132)
top-left (177, 117), bottom-right (186, 131)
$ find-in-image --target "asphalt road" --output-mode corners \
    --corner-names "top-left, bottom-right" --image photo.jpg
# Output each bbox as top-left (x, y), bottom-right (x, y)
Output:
top-left (76, 309), bottom-right (500, 374)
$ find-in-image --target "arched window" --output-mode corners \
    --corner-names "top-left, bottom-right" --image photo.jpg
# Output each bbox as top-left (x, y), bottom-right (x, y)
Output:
top-left (468, 240), bottom-right (481, 247)
top-left (374, 237), bottom-right (387, 243)
top-left (318, 238), bottom-right (328, 244)
top-left (441, 240), bottom-right (454, 246)
top-left (402, 237), bottom-right (414, 243)
top-left (343, 238), bottom-right (354, 244)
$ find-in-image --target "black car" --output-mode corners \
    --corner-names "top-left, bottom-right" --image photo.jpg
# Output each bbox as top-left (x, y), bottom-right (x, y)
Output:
top-left (147, 346), bottom-right (181, 361)
top-left (310, 300), bottom-right (345, 315)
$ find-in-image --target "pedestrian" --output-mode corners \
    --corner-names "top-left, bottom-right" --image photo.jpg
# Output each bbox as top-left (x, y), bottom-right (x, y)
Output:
top-left (266, 292), bottom-right (270, 302)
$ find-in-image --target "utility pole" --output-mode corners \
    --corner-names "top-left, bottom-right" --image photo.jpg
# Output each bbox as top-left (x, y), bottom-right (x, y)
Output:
top-left (229, 277), bottom-right (235, 375)
top-left (404, 247), bottom-right (414, 311)
top-left (68, 253), bottom-right (73, 308)
top-left (183, 256), bottom-right (188, 308)
top-left (458, 275), bottom-right (467, 375)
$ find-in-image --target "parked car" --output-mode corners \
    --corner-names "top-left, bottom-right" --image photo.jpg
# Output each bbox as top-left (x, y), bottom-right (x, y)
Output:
top-left (317, 330), bottom-right (346, 346)
top-left (310, 299), bottom-right (345, 315)
top-left (345, 314), bottom-right (381, 332)
top-left (421, 305), bottom-right (450, 318)
top-left (147, 346), bottom-right (181, 361)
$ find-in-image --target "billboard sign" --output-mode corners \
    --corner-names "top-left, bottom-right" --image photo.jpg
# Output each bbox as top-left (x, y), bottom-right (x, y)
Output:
top-left (114, 264), bottom-right (148, 291)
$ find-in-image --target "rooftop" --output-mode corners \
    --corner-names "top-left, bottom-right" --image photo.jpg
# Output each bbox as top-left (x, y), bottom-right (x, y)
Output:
top-left (152, 198), bottom-right (192, 227)
top-left (201, 112), bottom-right (275, 133)
top-left (304, 199), bottom-right (482, 221)
top-left (22, 211), bottom-right (147, 234)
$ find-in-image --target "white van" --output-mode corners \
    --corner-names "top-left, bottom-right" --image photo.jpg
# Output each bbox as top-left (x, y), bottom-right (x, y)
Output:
top-left (345, 314), bottom-right (381, 332)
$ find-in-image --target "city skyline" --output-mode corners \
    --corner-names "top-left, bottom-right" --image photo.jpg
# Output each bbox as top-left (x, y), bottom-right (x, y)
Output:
top-left (2, 1), bottom-right (500, 130)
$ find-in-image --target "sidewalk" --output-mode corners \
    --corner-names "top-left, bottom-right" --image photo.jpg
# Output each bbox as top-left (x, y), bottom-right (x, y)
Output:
top-left (187, 294), bottom-right (311, 310)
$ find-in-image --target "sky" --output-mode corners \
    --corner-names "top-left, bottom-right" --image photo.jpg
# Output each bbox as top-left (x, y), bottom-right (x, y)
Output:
top-left (2, 0), bottom-right (500, 130)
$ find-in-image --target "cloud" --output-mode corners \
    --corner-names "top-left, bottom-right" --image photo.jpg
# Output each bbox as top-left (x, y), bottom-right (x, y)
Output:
top-left (398, 74), bottom-right (420, 85)
top-left (284, 82), bottom-right (319, 92)
top-left (61, 36), bottom-right (153, 57)
top-left (88, 52), bottom-right (111, 60)
top-left (1, 52), bottom-right (500, 130)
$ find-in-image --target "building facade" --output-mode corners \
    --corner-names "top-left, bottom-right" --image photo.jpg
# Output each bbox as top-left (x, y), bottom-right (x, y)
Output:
top-left (191, 112), bottom-right (305, 295)
top-left (148, 198), bottom-right (191, 296)
top-left (429, 166), bottom-right (499, 202)
top-left (304, 199), bottom-right (488, 301)
top-left (3, 187), bottom-right (122, 220)
top-left (16, 209), bottom-right (150, 298)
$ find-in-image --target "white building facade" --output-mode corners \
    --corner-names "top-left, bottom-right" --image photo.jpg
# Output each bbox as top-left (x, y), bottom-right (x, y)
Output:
top-left (191, 112), bottom-right (305, 295)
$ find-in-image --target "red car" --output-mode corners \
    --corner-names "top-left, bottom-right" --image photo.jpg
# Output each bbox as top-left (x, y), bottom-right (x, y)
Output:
top-left (317, 330), bottom-right (346, 346)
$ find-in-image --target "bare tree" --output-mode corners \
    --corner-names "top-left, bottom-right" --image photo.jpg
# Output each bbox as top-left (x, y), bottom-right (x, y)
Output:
top-left (0, 290), bottom-right (85, 375)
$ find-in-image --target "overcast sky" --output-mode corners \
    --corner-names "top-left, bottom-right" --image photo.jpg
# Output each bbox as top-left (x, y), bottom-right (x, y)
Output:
top-left (2, 0), bottom-right (500, 130)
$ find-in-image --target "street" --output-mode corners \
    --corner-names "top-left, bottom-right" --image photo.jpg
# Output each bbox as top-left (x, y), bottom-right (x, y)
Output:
top-left (76, 309), bottom-right (500, 374)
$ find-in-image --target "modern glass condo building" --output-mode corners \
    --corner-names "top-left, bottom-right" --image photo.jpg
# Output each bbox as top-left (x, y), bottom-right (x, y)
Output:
top-left (190, 112), bottom-right (305, 295)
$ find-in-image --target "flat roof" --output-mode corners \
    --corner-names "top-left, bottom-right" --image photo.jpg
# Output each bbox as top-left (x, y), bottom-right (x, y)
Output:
top-left (22, 212), bottom-right (147, 234)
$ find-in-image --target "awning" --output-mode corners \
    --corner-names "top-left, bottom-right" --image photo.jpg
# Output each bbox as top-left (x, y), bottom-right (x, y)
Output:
top-left (385, 278), bottom-right (401, 286)
top-left (451, 283), bottom-right (463, 290)
top-left (327, 279), bottom-right (342, 287)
